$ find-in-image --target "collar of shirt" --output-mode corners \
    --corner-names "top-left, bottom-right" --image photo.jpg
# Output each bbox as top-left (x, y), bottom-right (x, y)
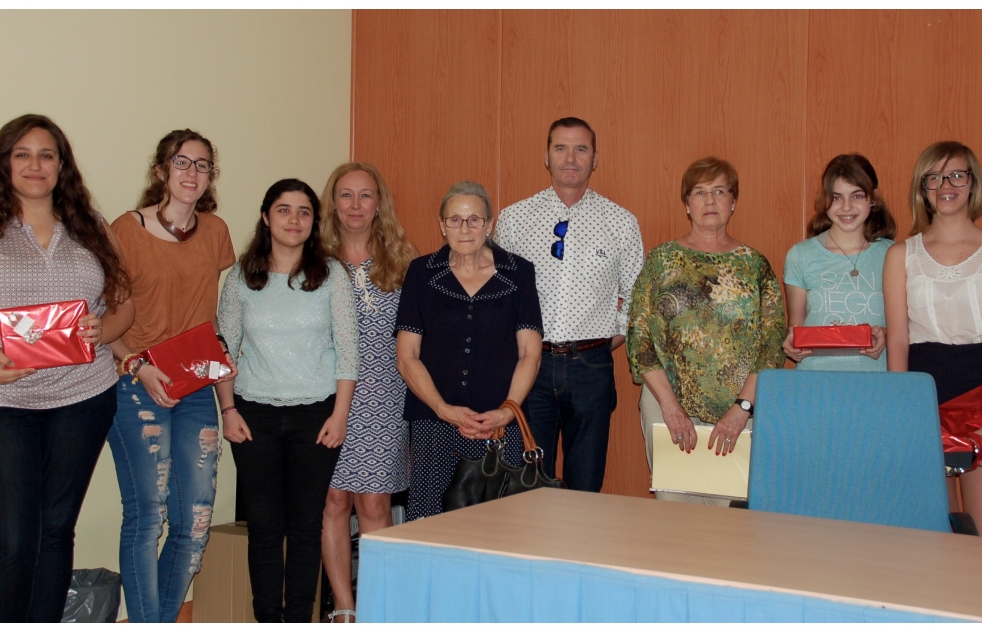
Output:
top-left (423, 243), bottom-right (520, 302)
top-left (10, 216), bottom-right (65, 255)
top-left (545, 186), bottom-right (596, 218)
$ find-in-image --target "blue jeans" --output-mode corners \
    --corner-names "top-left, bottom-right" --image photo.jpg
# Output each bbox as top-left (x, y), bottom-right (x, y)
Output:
top-left (107, 379), bottom-right (220, 623)
top-left (0, 386), bottom-right (116, 622)
top-left (526, 344), bottom-right (617, 492)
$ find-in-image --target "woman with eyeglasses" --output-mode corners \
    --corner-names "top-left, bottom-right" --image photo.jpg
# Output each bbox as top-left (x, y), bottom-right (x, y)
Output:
top-left (394, 181), bottom-right (543, 521)
top-left (884, 141), bottom-right (982, 525)
top-left (107, 129), bottom-right (236, 622)
top-left (626, 157), bottom-right (786, 503)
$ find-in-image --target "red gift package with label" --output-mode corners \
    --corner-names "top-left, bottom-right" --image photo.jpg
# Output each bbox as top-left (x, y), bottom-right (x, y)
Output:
top-left (140, 322), bottom-right (230, 399)
top-left (0, 300), bottom-right (95, 370)
top-left (792, 323), bottom-right (872, 356)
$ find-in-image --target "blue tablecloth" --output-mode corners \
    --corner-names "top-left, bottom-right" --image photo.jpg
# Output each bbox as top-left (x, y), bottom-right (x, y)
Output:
top-left (357, 539), bottom-right (964, 623)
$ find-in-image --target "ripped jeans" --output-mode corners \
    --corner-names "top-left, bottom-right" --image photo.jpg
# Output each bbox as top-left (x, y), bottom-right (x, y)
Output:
top-left (107, 379), bottom-right (220, 623)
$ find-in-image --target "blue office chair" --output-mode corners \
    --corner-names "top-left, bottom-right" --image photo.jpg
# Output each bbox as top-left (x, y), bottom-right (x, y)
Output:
top-left (748, 369), bottom-right (976, 534)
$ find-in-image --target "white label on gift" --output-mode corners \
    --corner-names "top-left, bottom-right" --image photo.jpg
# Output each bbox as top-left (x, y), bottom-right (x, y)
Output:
top-left (209, 361), bottom-right (221, 380)
top-left (13, 315), bottom-right (35, 338)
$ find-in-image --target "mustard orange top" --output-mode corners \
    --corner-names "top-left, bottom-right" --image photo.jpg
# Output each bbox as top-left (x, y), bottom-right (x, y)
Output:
top-left (111, 211), bottom-right (235, 354)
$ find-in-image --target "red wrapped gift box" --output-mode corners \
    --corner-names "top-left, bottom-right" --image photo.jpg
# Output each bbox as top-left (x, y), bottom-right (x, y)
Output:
top-left (939, 385), bottom-right (982, 473)
top-left (141, 322), bottom-right (228, 399)
top-left (793, 323), bottom-right (872, 356)
top-left (0, 300), bottom-right (95, 370)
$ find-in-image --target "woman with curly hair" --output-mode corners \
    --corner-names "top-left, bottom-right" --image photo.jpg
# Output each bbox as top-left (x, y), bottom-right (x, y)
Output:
top-left (319, 163), bottom-right (417, 623)
top-left (0, 114), bottom-right (133, 622)
top-left (107, 129), bottom-right (235, 622)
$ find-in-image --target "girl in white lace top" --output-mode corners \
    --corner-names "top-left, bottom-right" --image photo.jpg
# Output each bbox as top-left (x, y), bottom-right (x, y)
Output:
top-left (883, 140), bottom-right (982, 526)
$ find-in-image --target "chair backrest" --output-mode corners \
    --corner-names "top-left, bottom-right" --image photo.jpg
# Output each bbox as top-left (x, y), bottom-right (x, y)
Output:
top-left (749, 369), bottom-right (950, 532)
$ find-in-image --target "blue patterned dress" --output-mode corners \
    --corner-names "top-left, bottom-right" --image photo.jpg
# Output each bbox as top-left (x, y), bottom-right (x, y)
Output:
top-left (331, 259), bottom-right (410, 493)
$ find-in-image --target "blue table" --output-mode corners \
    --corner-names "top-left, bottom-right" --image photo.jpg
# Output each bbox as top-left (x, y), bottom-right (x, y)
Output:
top-left (358, 488), bottom-right (981, 622)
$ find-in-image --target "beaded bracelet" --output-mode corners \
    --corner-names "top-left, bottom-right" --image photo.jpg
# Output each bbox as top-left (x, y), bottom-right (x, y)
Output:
top-left (221, 406), bottom-right (238, 417)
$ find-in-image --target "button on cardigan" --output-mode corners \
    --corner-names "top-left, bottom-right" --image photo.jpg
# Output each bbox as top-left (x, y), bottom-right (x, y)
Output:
top-left (395, 244), bottom-right (543, 421)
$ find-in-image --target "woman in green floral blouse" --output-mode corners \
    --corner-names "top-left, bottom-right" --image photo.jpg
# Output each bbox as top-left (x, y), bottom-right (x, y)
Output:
top-left (626, 157), bottom-right (786, 497)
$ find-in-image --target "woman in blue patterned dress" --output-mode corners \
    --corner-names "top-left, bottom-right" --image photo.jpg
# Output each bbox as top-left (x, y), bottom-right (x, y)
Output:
top-left (319, 163), bottom-right (417, 623)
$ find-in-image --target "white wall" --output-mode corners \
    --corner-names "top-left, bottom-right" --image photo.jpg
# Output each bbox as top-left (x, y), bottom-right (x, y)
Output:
top-left (0, 9), bottom-right (352, 619)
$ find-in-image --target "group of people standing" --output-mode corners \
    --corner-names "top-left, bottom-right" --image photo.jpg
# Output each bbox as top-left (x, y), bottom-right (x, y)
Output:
top-left (0, 111), bottom-right (979, 624)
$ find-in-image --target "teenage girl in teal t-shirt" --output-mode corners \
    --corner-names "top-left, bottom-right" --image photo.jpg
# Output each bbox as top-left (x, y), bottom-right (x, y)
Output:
top-left (783, 154), bottom-right (897, 371)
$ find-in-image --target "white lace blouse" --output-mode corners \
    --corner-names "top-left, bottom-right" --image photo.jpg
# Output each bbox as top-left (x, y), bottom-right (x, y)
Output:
top-left (906, 233), bottom-right (982, 345)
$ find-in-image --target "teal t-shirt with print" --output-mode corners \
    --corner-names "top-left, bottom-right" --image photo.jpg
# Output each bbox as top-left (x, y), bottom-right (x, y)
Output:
top-left (783, 233), bottom-right (893, 372)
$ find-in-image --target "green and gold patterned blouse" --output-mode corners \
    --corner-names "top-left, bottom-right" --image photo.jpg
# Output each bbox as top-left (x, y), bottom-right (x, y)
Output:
top-left (626, 241), bottom-right (786, 423)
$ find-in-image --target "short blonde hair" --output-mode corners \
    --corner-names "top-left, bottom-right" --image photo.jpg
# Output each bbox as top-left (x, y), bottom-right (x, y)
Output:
top-left (681, 157), bottom-right (739, 205)
top-left (909, 141), bottom-right (982, 236)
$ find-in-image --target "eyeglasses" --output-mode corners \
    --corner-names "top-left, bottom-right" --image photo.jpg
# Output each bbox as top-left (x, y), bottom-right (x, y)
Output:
top-left (442, 215), bottom-right (487, 229)
top-left (922, 170), bottom-right (972, 190)
top-left (551, 220), bottom-right (568, 260)
top-left (171, 155), bottom-right (215, 173)
top-left (689, 188), bottom-right (731, 200)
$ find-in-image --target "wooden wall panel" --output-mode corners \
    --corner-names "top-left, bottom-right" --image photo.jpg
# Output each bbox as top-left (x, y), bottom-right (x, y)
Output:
top-left (351, 9), bottom-right (982, 500)
top-left (351, 10), bottom-right (500, 255)
top-left (806, 10), bottom-right (982, 239)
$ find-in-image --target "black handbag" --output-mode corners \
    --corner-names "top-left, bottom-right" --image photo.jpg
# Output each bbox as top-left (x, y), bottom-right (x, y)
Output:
top-left (442, 400), bottom-right (565, 512)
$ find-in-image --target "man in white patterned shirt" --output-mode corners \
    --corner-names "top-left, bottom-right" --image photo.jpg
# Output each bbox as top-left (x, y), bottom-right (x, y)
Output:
top-left (495, 117), bottom-right (644, 492)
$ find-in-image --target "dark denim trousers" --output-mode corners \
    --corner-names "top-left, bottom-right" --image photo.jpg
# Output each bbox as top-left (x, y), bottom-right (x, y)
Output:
top-left (525, 344), bottom-right (617, 492)
top-left (0, 385), bottom-right (116, 622)
top-left (230, 395), bottom-right (340, 623)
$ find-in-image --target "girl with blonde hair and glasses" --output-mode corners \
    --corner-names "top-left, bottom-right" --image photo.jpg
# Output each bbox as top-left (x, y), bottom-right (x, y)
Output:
top-left (884, 140), bottom-right (982, 525)
top-left (319, 163), bottom-right (417, 623)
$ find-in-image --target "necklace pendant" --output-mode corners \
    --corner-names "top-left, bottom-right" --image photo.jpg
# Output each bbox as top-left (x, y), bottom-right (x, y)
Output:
top-left (850, 269), bottom-right (859, 277)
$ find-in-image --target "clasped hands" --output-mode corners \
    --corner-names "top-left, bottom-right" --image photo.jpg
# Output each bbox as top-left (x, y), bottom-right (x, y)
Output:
top-left (438, 403), bottom-right (515, 441)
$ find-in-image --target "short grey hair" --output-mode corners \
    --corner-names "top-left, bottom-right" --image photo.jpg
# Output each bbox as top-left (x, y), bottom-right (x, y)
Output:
top-left (440, 181), bottom-right (493, 220)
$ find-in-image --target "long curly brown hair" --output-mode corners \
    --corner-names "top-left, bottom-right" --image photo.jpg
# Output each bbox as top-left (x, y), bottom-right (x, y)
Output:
top-left (0, 114), bottom-right (130, 308)
top-left (320, 162), bottom-right (413, 292)
top-left (136, 129), bottom-right (220, 213)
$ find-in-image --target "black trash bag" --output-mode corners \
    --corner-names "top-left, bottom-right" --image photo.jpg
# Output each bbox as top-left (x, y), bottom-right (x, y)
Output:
top-left (61, 568), bottom-right (122, 623)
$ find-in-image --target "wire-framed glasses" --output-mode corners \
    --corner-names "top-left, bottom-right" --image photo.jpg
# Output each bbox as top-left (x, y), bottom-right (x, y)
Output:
top-left (442, 215), bottom-right (487, 229)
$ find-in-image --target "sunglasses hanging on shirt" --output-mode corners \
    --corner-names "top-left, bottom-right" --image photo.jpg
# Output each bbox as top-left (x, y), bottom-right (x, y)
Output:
top-left (551, 220), bottom-right (569, 260)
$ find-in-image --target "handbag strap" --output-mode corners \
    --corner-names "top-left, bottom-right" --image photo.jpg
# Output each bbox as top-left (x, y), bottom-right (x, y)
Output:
top-left (499, 399), bottom-right (542, 457)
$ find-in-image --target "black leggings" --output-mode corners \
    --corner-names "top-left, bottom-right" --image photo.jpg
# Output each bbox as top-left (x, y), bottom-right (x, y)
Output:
top-left (229, 395), bottom-right (340, 623)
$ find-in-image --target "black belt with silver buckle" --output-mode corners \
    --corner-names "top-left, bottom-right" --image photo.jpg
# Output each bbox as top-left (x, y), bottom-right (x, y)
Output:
top-left (542, 338), bottom-right (611, 355)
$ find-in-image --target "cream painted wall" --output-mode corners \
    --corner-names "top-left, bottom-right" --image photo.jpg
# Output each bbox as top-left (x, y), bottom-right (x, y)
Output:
top-left (0, 10), bottom-right (351, 619)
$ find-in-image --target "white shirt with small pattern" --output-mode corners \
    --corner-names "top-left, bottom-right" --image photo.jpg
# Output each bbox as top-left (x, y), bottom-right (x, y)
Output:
top-left (495, 187), bottom-right (645, 343)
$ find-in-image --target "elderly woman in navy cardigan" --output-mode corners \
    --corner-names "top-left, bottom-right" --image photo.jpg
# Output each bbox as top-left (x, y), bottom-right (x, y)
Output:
top-left (395, 181), bottom-right (543, 520)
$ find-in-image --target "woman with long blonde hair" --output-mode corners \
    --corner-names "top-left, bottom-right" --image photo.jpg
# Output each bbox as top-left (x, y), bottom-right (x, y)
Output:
top-left (319, 162), bottom-right (416, 622)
